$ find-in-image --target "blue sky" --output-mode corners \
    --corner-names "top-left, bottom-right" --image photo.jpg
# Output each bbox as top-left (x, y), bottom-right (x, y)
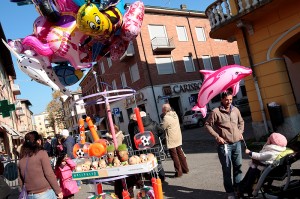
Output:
top-left (0, 0), bottom-right (214, 115)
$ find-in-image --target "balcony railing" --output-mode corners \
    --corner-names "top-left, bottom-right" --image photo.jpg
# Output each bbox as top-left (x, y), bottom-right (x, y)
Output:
top-left (205, 0), bottom-right (269, 30)
top-left (120, 41), bottom-right (135, 61)
top-left (12, 84), bottom-right (21, 95)
top-left (151, 37), bottom-right (175, 52)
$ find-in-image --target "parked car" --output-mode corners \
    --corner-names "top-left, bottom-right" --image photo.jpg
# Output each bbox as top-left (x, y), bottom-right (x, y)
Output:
top-left (182, 110), bottom-right (206, 129)
top-left (233, 98), bottom-right (251, 116)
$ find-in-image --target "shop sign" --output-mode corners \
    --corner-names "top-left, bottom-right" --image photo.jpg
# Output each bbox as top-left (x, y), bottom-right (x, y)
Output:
top-left (173, 82), bottom-right (201, 94)
top-left (124, 92), bottom-right (144, 108)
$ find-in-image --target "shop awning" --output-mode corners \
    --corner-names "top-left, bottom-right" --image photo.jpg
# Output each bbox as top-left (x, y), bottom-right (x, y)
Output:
top-left (0, 124), bottom-right (23, 139)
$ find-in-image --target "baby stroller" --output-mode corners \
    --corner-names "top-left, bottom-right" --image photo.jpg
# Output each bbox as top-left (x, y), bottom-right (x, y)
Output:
top-left (251, 133), bottom-right (300, 199)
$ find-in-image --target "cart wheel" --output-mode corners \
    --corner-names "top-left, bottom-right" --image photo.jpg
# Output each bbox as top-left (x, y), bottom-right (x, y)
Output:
top-left (198, 119), bottom-right (204, 127)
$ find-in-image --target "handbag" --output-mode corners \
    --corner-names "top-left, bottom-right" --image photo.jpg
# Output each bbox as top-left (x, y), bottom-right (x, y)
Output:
top-left (18, 157), bottom-right (29, 199)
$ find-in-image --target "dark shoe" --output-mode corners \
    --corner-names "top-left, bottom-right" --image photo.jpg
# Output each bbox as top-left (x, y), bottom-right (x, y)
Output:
top-left (173, 174), bottom-right (182, 178)
top-left (183, 171), bottom-right (189, 174)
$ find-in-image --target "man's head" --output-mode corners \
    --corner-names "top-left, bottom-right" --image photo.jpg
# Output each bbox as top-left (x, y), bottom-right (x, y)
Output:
top-left (162, 103), bottom-right (172, 114)
top-left (47, 136), bottom-right (51, 143)
top-left (130, 113), bottom-right (137, 121)
top-left (140, 111), bottom-right (147, 117)
top-left (60, 129), bottom-right (70, 138)
top-left (221, 90), bottom-right (233, 109)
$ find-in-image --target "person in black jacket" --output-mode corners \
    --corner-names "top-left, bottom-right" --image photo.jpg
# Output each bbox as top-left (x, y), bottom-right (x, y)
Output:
top-left (140, 111), bottom-right (166, 182)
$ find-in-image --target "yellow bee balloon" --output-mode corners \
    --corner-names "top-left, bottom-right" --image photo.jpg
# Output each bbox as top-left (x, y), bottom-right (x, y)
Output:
top-left (76, 3), bottom-right (122, 39)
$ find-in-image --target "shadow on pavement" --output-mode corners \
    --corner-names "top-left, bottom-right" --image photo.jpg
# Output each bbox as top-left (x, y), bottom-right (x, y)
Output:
top-left (162, 182), bottom-right (225, 199)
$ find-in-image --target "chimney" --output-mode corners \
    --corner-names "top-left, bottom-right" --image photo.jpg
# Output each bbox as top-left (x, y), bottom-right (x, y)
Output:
top-left (180, 4), bottom-right (187, 10)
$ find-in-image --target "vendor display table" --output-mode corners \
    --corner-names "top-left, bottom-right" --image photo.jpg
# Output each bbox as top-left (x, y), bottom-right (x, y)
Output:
top-left (72, 159), bottom-right (157, 180)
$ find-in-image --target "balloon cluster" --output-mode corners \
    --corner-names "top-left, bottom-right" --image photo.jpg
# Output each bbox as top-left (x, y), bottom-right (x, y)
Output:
top-left (4, 0), bottom-right (145, 96)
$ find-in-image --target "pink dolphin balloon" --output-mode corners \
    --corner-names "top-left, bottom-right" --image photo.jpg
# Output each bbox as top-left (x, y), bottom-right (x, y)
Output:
top-left (192, 64), bottom-right (252, 117)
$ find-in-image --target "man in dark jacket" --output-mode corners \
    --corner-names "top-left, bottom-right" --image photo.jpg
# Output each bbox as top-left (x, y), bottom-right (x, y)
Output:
top-left (44, 136), bottom-right (52, 157)
top-left (140, 111), bottom-right (166, 182)
top-left (61, 129), bottom-right (75, 159)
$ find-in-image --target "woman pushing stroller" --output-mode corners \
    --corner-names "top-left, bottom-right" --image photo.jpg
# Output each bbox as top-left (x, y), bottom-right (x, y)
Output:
top-left (238, 132), bottom-right (288, 198)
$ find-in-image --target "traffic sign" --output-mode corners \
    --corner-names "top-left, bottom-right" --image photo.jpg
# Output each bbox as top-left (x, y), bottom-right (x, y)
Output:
top-left (189, 96), bottom-right (195, 103)
top-left (112, 108), bottom-right (120, 117)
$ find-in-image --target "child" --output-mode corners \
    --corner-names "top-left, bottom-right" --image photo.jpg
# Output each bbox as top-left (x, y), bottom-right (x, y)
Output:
top-left (238, 132), bottom-right (288, 197)
top-left (55, 155), bottom-right (79, 199)
top-left (105, 124), bottom-right (124, 147)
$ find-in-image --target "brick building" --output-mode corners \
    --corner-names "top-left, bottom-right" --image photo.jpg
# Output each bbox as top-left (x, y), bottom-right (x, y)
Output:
top-left (80, 5), bottom-right (242, 132)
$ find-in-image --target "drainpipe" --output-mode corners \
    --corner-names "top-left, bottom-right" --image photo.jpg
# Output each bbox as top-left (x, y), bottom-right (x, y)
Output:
top-left (238, 21), bottom-right (269, 134)
top-left (186, 15), bottom-right (203, 80)
top-left (139, 33), bottom-right (161, 123)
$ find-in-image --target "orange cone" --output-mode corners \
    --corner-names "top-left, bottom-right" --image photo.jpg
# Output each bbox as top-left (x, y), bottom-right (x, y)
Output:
top-left (151, 177), bottom-right (159, 199)
top-left (122, 189), bottom-right (130, 199)
top-left (157, 178), bottom-right (163, 199)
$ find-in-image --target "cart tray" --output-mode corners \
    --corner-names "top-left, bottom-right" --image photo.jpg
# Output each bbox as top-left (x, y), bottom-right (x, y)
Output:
top-left (72, 159), bottom-right (157, 180)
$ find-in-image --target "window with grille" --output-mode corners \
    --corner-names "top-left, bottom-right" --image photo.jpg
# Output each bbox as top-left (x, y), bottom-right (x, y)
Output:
top-left (233, 54), bottom-right (241, 65)
top-left (183, 56), bottom-right (195, 72)
top-left (129, 63), bottom-right (140, 82)
top-left (219, 54), bottom-right (228, 67)
top-left (176, 26), bottom-right (188, 41)
top-left (195, 27), bottom-right (206, 41)
top-left (120, 72), bottom-right (127, 88)
top-left (155, 57), bottom-right (175, 75)
top-left (202, 55), bottom-right (213, 70)
top-left (100, 62), bottom-right (105, 74)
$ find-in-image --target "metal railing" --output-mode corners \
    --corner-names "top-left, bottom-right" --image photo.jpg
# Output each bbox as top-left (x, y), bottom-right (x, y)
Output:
top-left (205, 0), bottom-right (270, 29)
top-left (151, 37), bottom-right (175, 50)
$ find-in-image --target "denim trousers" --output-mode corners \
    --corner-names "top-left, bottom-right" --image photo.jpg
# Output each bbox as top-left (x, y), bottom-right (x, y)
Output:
top-left (27, 189), bottom-right (56, 199)
top-left (217, 141), bottom-right (243, 193)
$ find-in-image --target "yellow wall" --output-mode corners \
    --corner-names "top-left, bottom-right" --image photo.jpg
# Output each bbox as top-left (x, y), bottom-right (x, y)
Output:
top-left (234, 2), bottom-right (300, 122)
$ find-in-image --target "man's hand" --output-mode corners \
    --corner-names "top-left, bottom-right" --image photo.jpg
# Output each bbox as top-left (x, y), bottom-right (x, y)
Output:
top-left (216, 137), bottom-right (227, 144)
top-left (245, 149), bottom-right (251, 154)
top-left (57, 192), bottom-right (63, 199)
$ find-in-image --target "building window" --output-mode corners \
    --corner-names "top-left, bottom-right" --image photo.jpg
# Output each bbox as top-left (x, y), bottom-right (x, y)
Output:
top-left (107, 57), bottom-right (112, 68)
top-left (233, 54), bottom-right (241, 65)
top-left (148, 25), bottom-right (167, 40)
top-left (112, 80), bottom-right (117, 90)
top-left (120, 72), bottom-right (127, 88)
top-left (100, 62), bottom-right (105, 74)
top-left (176, 26), bottom-right (188, 41)
top-left (219, 54), bottom-right (228, 67)
top-left (129, 63), bottom-right (140, 82)
top-left (183, 56), bottom-right (195, 72)
top-left (155, 57), bottom-right (175, 75)
top-left (202, 55), bottom-right (213, 70)
top-left (195, 27), bottom-right (206, 41)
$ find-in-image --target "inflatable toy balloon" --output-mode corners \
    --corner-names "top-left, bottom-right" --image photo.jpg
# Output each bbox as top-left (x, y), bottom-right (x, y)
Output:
top-left (72, 0), bottom-right (125, 14)
top-left (32, 0), bottom-right (61, 22)
top-left (121, 1), bottom-right (145, 42)
top-left (109, 37), bottom-right (129, 61)
top-left (76, 3), bottom-right (122, 39)
top-left (192, 65), bottom-right (252, 117)
top-left (53, 63), bottom-right (83, 86)
top-left (89, 192), bottom-right (118, 199)
top-left (55, 0), bottom-right (79, 13)
top-left (23, 14), bottom-right (92, 70)
top-left (2, 39), bottom-right (71, 96)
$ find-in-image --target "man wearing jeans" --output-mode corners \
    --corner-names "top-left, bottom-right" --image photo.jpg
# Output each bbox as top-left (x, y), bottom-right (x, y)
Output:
top-left (205, 90), bottom-right (244, 199)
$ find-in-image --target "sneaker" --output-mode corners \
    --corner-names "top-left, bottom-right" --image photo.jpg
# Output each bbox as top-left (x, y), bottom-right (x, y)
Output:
top-left (228, 196), bottom-right (235, 199)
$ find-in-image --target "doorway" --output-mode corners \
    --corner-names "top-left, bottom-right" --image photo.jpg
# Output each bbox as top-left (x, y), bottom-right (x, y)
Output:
top-left (168, 97), bottom-right (182, 123)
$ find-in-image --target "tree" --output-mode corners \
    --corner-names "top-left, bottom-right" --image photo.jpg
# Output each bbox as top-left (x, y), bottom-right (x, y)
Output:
top-left (46, 91), bottom-right (64, 134)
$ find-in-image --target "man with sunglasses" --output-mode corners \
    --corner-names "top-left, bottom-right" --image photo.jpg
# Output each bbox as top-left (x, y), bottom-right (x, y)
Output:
top-left (205, 90), bottom-right (245, 199)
